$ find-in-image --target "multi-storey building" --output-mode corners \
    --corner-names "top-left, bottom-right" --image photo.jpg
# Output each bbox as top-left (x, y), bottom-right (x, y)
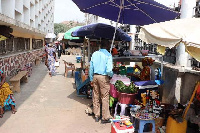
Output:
top-left (0, 0), bottom-right (54, 78)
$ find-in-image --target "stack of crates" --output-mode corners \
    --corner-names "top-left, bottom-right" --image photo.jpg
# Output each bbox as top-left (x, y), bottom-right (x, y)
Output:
top-left (76, 56), bottom-right (82, 63)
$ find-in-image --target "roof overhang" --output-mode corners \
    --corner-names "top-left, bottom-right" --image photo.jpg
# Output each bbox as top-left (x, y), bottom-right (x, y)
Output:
top-left (0, 13), bottom-right (46, 39)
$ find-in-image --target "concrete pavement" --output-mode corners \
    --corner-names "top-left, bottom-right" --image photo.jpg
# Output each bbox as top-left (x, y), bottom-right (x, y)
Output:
top-left (0, 55), bottom-right (110, 133)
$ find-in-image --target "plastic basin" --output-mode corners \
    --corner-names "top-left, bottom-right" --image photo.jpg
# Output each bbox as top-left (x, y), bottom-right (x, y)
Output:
top-left (118, 91), bottom-right (137, 104)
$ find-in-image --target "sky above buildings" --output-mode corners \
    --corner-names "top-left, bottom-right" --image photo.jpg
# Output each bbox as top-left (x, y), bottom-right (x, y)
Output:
top-left (54, 0), bottom-right (180, 23)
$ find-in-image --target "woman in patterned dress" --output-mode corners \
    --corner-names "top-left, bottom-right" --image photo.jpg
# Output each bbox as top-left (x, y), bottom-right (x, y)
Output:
top-left (47, 43), bottom-right (57, 77)
top-left (0, 69), bottom-right (16, 118)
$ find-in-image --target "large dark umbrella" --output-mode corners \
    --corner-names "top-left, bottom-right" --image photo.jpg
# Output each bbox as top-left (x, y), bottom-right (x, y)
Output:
top-left (72, 23), bottom-right (132, 41)
top-left (72, 0), bottom-right (179, 25)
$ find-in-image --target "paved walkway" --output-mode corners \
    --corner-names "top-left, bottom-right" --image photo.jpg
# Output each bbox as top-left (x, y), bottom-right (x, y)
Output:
top-left (0, 55), bottom-right (110, 133)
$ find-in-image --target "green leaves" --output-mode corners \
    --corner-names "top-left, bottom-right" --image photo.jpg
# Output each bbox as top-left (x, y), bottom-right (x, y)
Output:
top-left (115, 80), bottom-right (138, 94)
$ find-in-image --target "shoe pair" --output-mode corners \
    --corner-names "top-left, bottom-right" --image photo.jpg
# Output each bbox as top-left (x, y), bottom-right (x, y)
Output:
top-left (101, 119), bottom-right (111, 124)
top-left (95, 117), bottom-right (111, 123)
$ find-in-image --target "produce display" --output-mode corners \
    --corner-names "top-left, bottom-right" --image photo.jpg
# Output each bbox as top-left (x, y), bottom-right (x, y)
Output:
top-left (115, 80), bottom-right (138, 94)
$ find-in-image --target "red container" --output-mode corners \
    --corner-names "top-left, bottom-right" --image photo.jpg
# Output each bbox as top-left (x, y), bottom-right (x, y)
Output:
top-left (111, 122), bottom-right (134, 133)
top-left (118, 91), bottom-right (137, 104)
top-left (110, 84), bottom-right (118, 98)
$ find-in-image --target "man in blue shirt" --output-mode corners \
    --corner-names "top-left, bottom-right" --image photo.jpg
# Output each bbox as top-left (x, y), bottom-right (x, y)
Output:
top-left (89, 40), bottom-right (113, 123)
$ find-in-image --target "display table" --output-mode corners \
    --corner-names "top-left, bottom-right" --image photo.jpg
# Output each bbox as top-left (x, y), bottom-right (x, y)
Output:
top-left (111, 121), bottom-right (134, 133)
top-left (113, 54), bottom-right (162, 62)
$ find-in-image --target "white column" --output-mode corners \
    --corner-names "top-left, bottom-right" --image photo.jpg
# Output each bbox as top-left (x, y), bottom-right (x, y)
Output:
top-left (30, 37), bottom-right (33, 50)
top-left (176, 0), bottom-right (196, 67)
top-left (129, 25), bottom-right (136, 50)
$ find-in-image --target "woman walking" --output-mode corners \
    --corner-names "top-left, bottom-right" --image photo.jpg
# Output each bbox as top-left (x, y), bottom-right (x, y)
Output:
top-left (47, 43), bottom-right (57, 77)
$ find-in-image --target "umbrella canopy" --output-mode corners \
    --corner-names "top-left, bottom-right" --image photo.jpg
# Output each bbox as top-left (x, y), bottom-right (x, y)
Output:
top-left (72, 23), bottom-right (131, 41)
top-left (138, 18), bottom-right (200, 61)
top-left (64, 26), bottom-right (82, 40)
top-left (72, 0), bottom-right (179, 25)
top-left (45, 33), bottom-right (56, 38)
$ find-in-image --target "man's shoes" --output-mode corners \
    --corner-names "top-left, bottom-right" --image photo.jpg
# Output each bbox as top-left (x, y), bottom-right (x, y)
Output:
top-left (101, 119), bottom-right (111, 124)
top-left (95, 117), bottom-right (100, 122)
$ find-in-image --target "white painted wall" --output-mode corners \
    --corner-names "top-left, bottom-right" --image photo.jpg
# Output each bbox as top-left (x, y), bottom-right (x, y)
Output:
top-left (15, 0), bottom-right (23, 13)
top-left (2, 0), bottom-right (15, 18)
top-left (0, 0), bottom-right (54, 33)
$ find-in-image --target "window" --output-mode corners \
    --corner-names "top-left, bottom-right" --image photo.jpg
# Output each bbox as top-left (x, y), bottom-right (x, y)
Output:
top-left (6, 38), bottom-right (14, 52)
top-left (0, 37), bottom-right (30, 55)
top-left (0, 40), bottom-right (6, 54)
top-left (32, 39), bottom-right (43, 49)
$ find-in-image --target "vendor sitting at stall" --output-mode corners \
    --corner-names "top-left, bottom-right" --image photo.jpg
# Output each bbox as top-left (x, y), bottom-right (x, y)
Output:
top-left (131, 57), bottom-right (155, 81)
top-left (0, 69), bottom-right (16, 118)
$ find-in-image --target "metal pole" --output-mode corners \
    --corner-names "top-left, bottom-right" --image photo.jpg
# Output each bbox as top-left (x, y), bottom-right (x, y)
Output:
top-left (161, 56), bottom-right (163, 78)
top-left (88, 39), bottom-right (90, 63)
top-left (130, 25), bottom-right (136, 50)
top-left (83, 39), bottom-right (86, 69)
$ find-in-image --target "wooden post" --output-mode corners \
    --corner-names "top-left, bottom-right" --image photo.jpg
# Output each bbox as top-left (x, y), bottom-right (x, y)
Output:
top-left (183, 81), bottom-right (200, 119)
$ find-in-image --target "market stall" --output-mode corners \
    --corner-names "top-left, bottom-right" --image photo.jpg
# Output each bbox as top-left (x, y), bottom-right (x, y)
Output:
top-left (136, 18), bottom-right (200, 133)
top-left (109, 52), bottom-right (165, 132)
top-left (72, 23), bottom-right (132, 97)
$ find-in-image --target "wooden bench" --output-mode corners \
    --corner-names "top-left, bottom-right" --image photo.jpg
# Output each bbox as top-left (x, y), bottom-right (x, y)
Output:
top-left (63, 60), bottom-right (75, 77)
top-left (10, 71), bottom-right (28, 93)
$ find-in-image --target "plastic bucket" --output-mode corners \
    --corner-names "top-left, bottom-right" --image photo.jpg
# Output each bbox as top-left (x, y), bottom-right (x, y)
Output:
top-left (118, 92), bottom-right (136, 104)
top-left (166, 116), bottom-right (187, 133)
top-left (110, 84), bottom-right (118, 98)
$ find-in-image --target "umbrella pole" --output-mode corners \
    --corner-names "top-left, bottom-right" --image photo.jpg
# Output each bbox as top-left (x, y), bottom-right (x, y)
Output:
top-left (88, 39), bottom-right (91, 63)
top-left (82, 39), bottom-right (86, 69)
top-left (110, 0), bottom-right (124, 53)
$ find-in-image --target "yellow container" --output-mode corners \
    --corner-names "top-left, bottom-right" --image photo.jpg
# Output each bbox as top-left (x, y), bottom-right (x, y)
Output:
top-left (166, 116), bottom-right (187, 133)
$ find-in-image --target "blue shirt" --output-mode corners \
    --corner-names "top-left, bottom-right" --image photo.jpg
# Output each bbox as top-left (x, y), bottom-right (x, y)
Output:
top-left (89, 49), bottom-right (113, 81)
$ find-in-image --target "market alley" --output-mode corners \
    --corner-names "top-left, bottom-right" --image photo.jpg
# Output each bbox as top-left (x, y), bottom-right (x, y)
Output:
top-left (0, 55), bottom-right (110, 133)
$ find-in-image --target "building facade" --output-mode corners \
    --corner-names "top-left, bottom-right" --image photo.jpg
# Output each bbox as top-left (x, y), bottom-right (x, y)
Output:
top-left (0, 0), bottom-right (54, 33)
top-left (0, 0), bottom-right (54, 78)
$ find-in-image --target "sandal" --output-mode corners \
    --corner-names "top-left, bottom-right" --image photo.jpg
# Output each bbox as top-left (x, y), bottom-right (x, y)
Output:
top-left (11, 105), bottom-right (17, 114)
top-left (0, 114), bottom-right (3, 118)
top-left (49, 72), bottom-right (52, 77)
top-left (12, 110), bottom-right (17, 114)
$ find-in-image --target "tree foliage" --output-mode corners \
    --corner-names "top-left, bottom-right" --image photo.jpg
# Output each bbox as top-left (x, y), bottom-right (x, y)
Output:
top-left (54, 23), bottom-right (68, 35)
top-left (54, 21), bottom-right (85, 35)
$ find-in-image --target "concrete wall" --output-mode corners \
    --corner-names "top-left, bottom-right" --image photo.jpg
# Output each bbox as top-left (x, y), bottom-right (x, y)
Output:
top-left (0, 49), bottom-right (44, 79)
top-left (152, 62), bottom-right (200, 104)
top-left (181, 72), bottom-right (200, 103)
